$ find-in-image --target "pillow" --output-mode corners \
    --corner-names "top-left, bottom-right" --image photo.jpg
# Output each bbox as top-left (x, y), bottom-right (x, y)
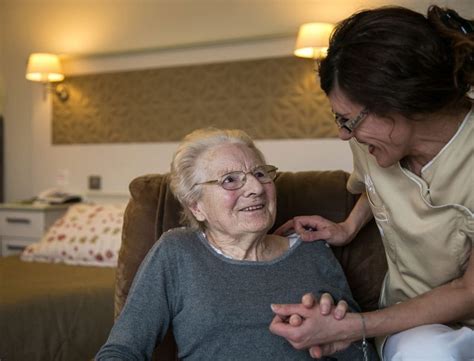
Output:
top-left (21, 203), bottom-right (126, 267)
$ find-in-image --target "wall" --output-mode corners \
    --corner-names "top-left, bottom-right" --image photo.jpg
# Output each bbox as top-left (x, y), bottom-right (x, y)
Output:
top-left (3, 0), bottom-right (473, 201)
top-left (0, 1), bottom-right (4, 202)
top-left (0, 0), bottom-right (4, 115)
top-left (3, 0), bottom-right (34, 202)
top-left (31, 37), bottom-right (354, 196)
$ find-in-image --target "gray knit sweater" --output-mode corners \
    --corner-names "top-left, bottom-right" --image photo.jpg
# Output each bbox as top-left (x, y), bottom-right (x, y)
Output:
top-left (96, 228), bottom-right (378, 360)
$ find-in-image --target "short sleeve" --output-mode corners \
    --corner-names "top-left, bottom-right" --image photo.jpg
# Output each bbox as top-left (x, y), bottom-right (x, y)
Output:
top-left (466, 217), bottom-right (474, 247)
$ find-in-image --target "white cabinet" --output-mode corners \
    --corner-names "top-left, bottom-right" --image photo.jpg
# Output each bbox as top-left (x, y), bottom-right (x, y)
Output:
top-left (0, 204), bottom-right (69, 256)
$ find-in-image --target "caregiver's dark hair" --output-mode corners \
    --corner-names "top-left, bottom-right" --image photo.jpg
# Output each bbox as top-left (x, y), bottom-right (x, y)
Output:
top-left (318, 6), bottom-right (474, 118)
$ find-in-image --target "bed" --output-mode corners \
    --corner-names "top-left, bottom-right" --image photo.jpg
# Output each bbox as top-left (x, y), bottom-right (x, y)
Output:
top-left (0, 202), bottom-right (125, 361)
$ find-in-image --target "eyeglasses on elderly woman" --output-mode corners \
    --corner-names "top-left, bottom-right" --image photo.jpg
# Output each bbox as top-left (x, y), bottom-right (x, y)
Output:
top-left (193, 165), bottom-right (278, 191)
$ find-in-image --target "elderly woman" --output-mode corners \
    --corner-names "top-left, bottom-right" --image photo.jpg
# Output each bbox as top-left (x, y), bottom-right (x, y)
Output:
top-left (96, 128), bottom-right (378, 360)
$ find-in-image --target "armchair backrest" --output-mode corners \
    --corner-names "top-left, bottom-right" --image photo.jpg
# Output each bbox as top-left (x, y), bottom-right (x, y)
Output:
top-left (115, 170), bottom-right (387, 359)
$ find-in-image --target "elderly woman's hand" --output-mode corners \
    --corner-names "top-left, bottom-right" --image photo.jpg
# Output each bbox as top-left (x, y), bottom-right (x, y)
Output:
top-left (283, 293), bottom-right (349, 327)
top-left (303, 293), bottom-right (352, 359)
top-left (274, 216), bottom-right (353, 246)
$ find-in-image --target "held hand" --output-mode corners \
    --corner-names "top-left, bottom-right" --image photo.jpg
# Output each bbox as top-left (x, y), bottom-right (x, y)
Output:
top-left (269, 312), bottom-right (351, 359)
top-left (269, 302), bottom-right (350, 350)
top-left (309, 341), bottom-right (353, 359)
top-left (285, 293), bottom-right (349, 327)
top-left (318, 293), bottom-right (349, 320)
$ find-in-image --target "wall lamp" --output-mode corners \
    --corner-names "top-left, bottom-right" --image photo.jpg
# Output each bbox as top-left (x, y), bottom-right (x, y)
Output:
top-left (294, 22), bottom-right (334, 61)
top-left (25, 53), bottom-right (69, 101)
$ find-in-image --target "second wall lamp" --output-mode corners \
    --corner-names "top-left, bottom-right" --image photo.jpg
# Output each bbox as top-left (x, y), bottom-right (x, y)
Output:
top-left (26, 53), bottom-right (69, 101)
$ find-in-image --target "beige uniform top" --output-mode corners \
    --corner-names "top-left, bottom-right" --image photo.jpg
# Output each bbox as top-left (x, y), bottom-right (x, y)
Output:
top-left (347, 108), bottom-right (474, 332)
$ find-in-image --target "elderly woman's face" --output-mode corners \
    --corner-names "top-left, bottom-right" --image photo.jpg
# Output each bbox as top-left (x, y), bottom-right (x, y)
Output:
top-left (190, 143), bottom-right (277, 238)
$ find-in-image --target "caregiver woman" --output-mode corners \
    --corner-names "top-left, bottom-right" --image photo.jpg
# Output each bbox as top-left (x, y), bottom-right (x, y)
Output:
top-left (270, 5), bottom-right (474, 361)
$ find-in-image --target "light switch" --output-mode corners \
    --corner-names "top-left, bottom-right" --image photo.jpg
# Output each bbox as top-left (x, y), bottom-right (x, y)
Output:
top-left (88, 175), bottom-right (101, 190)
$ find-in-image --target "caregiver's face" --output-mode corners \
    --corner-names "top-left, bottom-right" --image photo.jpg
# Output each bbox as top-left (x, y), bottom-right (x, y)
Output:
top-left (190, 143), bottom-right (277, 239)
top-left (329, 87), bottom-right (412, 168)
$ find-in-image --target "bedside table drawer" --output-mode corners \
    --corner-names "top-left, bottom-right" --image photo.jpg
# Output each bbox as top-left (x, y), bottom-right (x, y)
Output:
top-left (1, 238), bottom-right (33, 256)
top-left (0, 211), bottom-right (45, 237)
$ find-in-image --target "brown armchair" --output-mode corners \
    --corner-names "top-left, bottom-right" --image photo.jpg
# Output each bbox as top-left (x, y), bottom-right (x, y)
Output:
top-left (115, 170), bottom-right (387, 360)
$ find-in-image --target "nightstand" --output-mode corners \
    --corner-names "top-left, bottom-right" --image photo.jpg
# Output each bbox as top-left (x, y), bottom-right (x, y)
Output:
top-left (0, 203), bottom-right (70, 256)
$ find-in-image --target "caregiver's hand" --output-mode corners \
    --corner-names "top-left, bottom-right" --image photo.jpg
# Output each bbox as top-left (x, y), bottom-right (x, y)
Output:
top-left (269, 298), bottom-right (355, 358)
top-left (274, 215), bottom-right (353, 245)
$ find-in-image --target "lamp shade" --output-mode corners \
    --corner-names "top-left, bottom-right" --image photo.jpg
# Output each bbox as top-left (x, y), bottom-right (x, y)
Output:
top-left (294, 22), bottom-right (334, 59)
top-left (26, 53), bottom-right (64, 82)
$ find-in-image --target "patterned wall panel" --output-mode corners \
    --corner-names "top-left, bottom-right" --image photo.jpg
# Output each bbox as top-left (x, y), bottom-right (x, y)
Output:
top-left (52, 56), bottom-right (337, 144)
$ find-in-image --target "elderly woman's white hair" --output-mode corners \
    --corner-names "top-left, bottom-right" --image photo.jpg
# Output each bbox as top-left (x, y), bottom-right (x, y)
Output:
top-left (169, 127), bottom-right (266, 229)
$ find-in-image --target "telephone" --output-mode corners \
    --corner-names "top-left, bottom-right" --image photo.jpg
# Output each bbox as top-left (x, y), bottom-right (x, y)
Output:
top-left (35, 188), bottom-right (82, 205)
